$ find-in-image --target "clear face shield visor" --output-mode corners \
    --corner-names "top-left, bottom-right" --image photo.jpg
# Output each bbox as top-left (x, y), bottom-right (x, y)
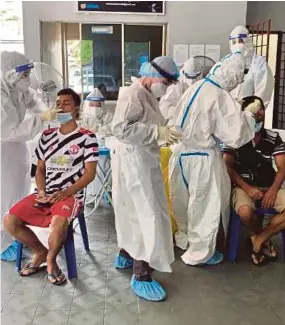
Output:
top-left (15, 61), bottom-right (34, 81)
top-left (83, 97), bottom-right (105, 118)
top-left (229, 33), bottom-right (247, 51)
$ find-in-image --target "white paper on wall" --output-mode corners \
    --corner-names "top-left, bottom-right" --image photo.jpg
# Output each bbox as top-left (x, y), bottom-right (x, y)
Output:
top-left (173, 44), bottom-right (189, 66)
top-left (205, 45), bottom-right (221, 62)
top-left (189, 44), bottom-right (205, 57)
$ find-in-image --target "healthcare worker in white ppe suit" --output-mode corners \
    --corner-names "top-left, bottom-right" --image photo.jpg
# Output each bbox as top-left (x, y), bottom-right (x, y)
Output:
top-left (112, 56), bottom-right (182, 302)
top-left (160, 57), bottom-right (203, 121)
top-left (82, 88), bottom-right (110, 203)
top-left (0, 51), bottom-right (59, 261)
top-left (169, 53), bottom-right (256, 266)
top-left (229, 25), bottom-right (274, 107)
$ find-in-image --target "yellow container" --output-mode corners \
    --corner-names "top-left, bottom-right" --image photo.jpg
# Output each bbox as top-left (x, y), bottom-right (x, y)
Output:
top-left (160, 147), bottom-right (177, 234)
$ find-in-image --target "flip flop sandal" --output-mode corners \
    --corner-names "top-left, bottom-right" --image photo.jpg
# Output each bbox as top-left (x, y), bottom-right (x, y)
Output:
top-left (263, 242), bottom-right (278, 262)
top-left (47, 269), bottom-right (67, 286)
top-left (251, 250), bottom-right (269, 266)
top-left (19, 262), bottom-right (47, 277)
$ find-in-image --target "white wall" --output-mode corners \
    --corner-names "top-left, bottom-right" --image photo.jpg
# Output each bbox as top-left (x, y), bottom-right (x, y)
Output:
top-left (247, 1), bottom-right (285, 31)
top-left (22, 1), bottom-right (247, 62)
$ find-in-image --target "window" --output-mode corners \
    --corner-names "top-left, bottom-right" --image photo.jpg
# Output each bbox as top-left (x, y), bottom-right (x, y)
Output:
top-left (41, 22), bottom-right (165, 100)
top-left (0, 0), bottom-right (24, 53)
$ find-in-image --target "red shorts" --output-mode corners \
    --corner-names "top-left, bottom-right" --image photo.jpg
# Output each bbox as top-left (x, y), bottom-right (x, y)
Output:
top-left (9, 194), bottom-right (83, 228)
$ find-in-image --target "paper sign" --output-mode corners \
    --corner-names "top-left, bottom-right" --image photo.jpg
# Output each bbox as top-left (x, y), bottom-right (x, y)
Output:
top-left (173, 44), bottom-right (189, 66)
top-left (189, 44), bottom-right (205, 57)
top-left (205, 45), bottom-right (220, 63)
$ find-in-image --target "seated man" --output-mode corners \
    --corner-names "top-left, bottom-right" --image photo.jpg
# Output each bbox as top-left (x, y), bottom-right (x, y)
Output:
top-left (223, 96), bottom-right (285, 266)
top-left (4, 88), bottom-right (98, 284)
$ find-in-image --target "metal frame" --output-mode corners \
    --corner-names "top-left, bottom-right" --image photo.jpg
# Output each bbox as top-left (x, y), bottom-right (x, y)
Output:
top-left (247, 19), bottom-right (271, 61)
top-left (273, 32), bottom-right (285, 129)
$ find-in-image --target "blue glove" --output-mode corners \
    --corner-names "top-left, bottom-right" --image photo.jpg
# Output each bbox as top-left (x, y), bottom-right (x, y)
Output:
top-left (131, 275), bottom-right (166, 301)
top-left (114, 254), bottom-right (133, 269)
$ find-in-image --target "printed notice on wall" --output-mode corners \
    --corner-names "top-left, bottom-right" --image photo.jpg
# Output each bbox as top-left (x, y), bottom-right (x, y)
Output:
top-left (205, 45), bottom-right (220, 63)
top-left (189, 45), bottom-right (205, 57)
top-left (173, 44), bottom-right (189, 66)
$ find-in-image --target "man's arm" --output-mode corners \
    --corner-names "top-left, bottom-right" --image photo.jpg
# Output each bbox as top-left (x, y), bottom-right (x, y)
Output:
top-left (49, 162), bottom-right (97, 204)
top-left (223, 153), bottom-right (250, 191)
top-left (35, 159), bottom-right (46, 197)
top-left (262, 154), bottom-right (285, 209)
top-left (223, 152), bottom-right (264, 200)
top-left (65, 162), bottom-right (97, 196)
top-left (271, 154), bottom-right (285, 191)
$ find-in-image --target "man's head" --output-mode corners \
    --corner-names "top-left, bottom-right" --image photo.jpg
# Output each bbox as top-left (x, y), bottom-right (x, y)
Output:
top-left (229, 25), bottom-right (254, 58)
top-left (241, 96), bottom-right (265, 132)
top-left (1, 51), bottom-right (33, 91)
top-left (139, 56), bottom-right (179, 99)
top-left (56, 88), bottom-right (81, 123)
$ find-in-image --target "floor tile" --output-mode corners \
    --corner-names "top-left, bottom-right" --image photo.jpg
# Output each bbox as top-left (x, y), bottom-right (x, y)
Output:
top-left (1, 293), bottom-right (10, 311)
top-left (32, 309), bottom-right (69, 325)
top-left (1, 309), bottom-right (35, 325)
top-left (2, 293), bottom-right (40, 314)
top-left (68, 308), bottom-right (103, 325)
top-left (1, 207), bottom-right (285, 325)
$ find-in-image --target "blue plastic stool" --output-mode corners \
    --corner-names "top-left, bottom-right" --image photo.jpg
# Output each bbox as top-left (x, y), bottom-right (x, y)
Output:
top-left (228, 207), bottom-right (285, 263)
top-left (16, 208), bottom-right (89, 279)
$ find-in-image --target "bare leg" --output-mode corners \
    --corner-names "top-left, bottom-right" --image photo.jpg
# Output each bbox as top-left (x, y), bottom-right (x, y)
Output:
top-left (238, 205), bottom-right (262, 234)
top-left (46, 215), bottom-right (68, 277)
top-left (4, 214), bottom-right (48, 274)
top-left (237, 205), bottom-right (265, 265)
top-left (251, 211), bottom-right (285, 254)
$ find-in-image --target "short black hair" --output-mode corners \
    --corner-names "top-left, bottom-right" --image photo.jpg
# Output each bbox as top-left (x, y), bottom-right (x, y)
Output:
top-left (57, 88), bottom-right (81, 107)
top-left (241, 96), bottom-right (265, 111)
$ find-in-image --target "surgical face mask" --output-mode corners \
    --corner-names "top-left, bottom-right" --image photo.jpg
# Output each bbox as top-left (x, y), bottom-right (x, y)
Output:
top-left (150, 82), bottom-right (168, 99)
top-left (231, 42), bottom-right (250, 58)
top-left (57, 112), bottom-right (73, 124)
top-left (15, 76), bottom-right (31, 91)
top-left (255, 121), bottom-right (263, 133)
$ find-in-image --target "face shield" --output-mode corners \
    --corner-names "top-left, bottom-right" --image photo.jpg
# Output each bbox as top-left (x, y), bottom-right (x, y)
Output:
top-left (14, 62), bottom-right (34, 91)
top-left (139, 57), bottom-right (179, 99)
top-left (180, 57), bottom-right (202, 83)
top-left (83, 88), bottom-right (105, 119)
top-left (229, 26), bottom-right (254, 60)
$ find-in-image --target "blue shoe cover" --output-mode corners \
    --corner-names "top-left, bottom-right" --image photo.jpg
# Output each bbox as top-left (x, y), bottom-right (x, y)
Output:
top-left (0, 240), bottom-right (20, 262)
top-left (130, 275), bottom-right (166, 301)
top-left (204, 251), bottom-right (224, 265)
top-left (114, 254), bottom-right (133, 269)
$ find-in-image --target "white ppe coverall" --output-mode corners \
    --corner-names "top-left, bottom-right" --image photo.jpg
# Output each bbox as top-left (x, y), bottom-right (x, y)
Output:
top-left (229, 25), bottom-right (274, 107)
top-left (169, 53), bottom-right (255, 265)
top-left (160, 57), bottom-right (203, 121)
top-left (111, 80), bottom-right (174, 272)
top-left (81, 88), bottom-right (114, 201)
top-left (1, 51), bottom-right (45, 224)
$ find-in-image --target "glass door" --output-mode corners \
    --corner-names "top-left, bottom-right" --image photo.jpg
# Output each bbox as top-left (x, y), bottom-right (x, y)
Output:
top-left (124, 25), bottom-right (163, 86)
top-left (81, 23), bottom-right (122, 100)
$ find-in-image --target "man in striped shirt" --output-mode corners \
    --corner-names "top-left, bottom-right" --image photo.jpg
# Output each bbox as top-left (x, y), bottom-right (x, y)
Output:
top-left (4, 88), bottom-right (99, 284)
top-left (223, 96), bottom-right (285, 266)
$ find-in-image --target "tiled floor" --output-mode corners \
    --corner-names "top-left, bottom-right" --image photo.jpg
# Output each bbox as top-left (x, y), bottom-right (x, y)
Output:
top-left (1, 203), bottom-right (285, 325)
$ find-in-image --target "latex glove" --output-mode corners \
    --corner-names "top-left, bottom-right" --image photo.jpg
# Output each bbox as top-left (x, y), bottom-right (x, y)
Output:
top-left (244, 99), bottom-right (262, 114)
top-left (157, 126), bottom-right (182, 145)
top-left (39, 108), bottom-right (62, 122)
